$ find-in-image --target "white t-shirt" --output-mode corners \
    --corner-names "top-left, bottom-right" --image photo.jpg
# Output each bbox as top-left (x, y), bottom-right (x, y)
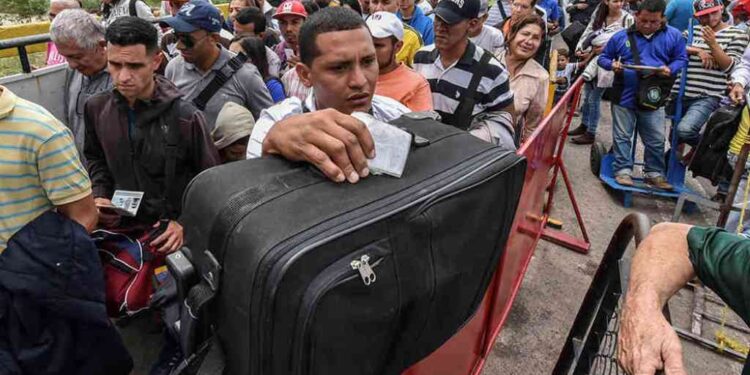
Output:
top-left (470, 25), bottom-right (505, 56)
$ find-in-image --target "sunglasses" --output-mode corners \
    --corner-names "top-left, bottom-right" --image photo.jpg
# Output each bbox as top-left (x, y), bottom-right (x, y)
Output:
top-left (175, 32), bottom-right (209, 49)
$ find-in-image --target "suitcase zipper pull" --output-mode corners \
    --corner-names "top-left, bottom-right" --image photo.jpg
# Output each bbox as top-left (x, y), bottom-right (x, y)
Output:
top-left (351, 255), bottom-right (376, 286)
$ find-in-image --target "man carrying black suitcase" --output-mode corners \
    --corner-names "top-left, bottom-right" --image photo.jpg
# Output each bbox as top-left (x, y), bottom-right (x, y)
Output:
top-left (245, 6), bottom-right (411, 183)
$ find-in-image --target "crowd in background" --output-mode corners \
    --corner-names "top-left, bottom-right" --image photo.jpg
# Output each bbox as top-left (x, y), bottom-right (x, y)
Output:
top-left (7, 0), bottom-right (750, 372)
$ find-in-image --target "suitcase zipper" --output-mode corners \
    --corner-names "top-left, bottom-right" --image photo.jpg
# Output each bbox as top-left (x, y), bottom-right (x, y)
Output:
top-left (251, 148), bottom-right (518, 373)
top-left (292, 251), bottom-right (387, 375)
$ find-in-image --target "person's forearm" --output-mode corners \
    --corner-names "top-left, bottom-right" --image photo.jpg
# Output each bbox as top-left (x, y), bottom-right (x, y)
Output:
top-left (686, 46), bottom-right (702, 55)
top-left (709, 43), bottom-right (734, 71)
top-left (626, 223), bottom-right (696, 309)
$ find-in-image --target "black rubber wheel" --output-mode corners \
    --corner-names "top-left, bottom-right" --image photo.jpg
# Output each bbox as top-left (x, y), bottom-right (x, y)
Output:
top-left (590, 141), bottom-right (607, 177)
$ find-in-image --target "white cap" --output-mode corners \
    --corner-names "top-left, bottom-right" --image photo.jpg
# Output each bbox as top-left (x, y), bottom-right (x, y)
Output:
top-left (366, 11), bottom-right (404, 41)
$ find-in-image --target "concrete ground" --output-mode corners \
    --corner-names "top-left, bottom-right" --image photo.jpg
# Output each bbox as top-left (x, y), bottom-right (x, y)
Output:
top-left (481, 98), bottom-right (749, 374)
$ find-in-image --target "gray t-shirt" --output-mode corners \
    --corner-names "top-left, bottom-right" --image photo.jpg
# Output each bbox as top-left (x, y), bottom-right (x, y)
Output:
top-left (165, 47), bottom-right (274, 130)
top-left (63, 68), bottom-right (113, 163)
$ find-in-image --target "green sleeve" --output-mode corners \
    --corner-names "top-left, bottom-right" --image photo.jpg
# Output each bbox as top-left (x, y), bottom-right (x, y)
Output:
top-left (687, 227), bottom-right (750, 326)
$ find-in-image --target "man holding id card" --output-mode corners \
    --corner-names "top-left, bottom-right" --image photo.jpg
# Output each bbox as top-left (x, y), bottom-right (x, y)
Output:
top-left (598, 0), bottom-right (687, 190)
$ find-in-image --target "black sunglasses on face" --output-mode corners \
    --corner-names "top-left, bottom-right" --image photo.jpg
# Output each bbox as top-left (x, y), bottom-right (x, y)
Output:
top-left (175, 32), bottom-right (209, 49)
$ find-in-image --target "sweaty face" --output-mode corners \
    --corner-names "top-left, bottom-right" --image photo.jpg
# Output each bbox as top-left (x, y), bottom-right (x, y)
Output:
top-left (298, 27), bottom-right (378, 114)
top-left (510, 23), bottom-right (543, 60)
top-left (697, 10), bottom-right (722, 28)
top-left (635, 9), bottom-right (664, 35)
top-left (372, 36), bottom-right (397, 71)
top-left (434, 16), bottom-right (472, 52)
top-left (370, 0), bottom-right (400, 13)
top-left (57, 41), bottom-right (107, 76)
top-left (278, 15), bottom-right (305, 49)
top-left (107, 43), bottom-right (160, 104)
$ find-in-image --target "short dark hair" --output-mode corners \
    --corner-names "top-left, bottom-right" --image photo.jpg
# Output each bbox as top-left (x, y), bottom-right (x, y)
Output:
top-left (235, 6), bottom-right (266, 31)
top-left (302, 0), bottom-right (320, 15)
top-left (638, 0), bottom-right (666, 14)
top-left (556, 47), bottom-right (569, 57)
top-left (340, 0), bottom-right (363, 15)
top-left (299, 7), bottom-right (367, 65)
top-left (105, 16), bottom-right (158, 55)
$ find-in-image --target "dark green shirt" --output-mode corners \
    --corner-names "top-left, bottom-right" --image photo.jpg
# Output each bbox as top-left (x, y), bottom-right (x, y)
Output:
top-left (687, 227), bottom-right (750, 374)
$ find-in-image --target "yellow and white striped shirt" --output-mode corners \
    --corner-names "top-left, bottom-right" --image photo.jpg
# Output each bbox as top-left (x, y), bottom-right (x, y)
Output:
top-left (0, 86), bottom-right (91, 252)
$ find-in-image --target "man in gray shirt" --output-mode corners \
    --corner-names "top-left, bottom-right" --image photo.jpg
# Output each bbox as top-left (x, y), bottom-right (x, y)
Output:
top-left (51, 9), bottom-right (113, 162)
top-left (162, 0), bottom-right (273, 129)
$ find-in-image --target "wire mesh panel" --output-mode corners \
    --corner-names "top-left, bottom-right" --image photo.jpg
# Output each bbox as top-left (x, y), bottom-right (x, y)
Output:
top-left (552, 213), bottom-right (651, 375)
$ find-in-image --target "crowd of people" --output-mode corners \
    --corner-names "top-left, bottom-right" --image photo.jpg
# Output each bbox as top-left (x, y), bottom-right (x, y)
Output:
top-left (6, 0), bottom-right (750, 372)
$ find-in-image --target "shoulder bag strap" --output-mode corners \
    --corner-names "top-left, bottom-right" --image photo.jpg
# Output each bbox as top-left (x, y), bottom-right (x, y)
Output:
top-left (498, 0), bottom-right (508, 20)
top-left (129, 0), bottom-right (138, 16)
top-left (192, 53), bottom-right (249, 111)
top-left (626, 30), bottom-right (641, 66)
top-left (162, 100), bottom-right (182, 220)
top-left (449, 50), bottom-right (493, 130)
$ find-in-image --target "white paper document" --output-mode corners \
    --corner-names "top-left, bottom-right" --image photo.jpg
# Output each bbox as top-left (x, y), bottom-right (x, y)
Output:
top-left (352, 112), bottom-right (412, 178)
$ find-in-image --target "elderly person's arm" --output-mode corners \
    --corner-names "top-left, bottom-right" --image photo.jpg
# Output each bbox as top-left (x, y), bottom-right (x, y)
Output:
top-left (619, 223), bottom-right (750, 374)
top-left (618, 223), bottom-right (692, 375)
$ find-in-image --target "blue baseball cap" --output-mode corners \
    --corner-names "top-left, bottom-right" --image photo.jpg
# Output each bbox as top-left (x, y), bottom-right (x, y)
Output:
top-left (160, 0), bottom-right (223, 33)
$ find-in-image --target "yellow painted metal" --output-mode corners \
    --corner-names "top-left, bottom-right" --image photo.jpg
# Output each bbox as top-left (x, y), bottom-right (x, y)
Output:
top-left (0, 22), bottom-right (50, 58)
top-left (545, 49), bottom-right (559, 116)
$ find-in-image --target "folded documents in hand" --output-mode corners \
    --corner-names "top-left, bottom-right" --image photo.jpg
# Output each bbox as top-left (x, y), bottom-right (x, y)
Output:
top-left (352, 112), bottom-right (412, 178)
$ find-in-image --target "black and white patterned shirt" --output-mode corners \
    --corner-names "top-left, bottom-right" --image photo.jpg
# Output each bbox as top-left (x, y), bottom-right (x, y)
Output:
top-left (673, 25), bottom-right (748, 99)
top-left (413, 42), bottom-right (515, 147)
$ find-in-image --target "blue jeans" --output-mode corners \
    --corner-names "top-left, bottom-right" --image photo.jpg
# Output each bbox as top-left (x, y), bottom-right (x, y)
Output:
top-left (611, 104), bottom-right (667, 178)
top-left (581, 82), bottom-right (605, 136)
top-left (676, 96), bottom-right (721, 146)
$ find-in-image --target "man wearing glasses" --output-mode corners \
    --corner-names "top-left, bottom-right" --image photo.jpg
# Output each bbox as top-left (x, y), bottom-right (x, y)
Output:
top-left (163, 0), bottom-right (273, 129)
top-left (51, 9), bottom-right (113, 163)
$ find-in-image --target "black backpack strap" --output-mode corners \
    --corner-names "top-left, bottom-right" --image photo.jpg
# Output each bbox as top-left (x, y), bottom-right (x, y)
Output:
top-left (498, 0), bottom-right (508, 20)
top-left (446, 50), bottom-right (493, 130)
top-left (192, 53), bottom-right (248, 111)
top-left (626, 30), bottom-right (641, 67)
top-left (129, 0), bottom-right (138, 16)
top-left (162, 100), bottom-right (182, 220)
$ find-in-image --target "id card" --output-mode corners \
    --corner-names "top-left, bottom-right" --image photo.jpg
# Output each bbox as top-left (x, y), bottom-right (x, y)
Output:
top-left (352, 112), bottom-right (412, 178)
top-left (108, 190), bottom-right (144, 217)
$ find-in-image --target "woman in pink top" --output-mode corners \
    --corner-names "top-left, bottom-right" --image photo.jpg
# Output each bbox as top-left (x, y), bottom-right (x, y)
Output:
top-left (499, 14), bottom-right (549, 142)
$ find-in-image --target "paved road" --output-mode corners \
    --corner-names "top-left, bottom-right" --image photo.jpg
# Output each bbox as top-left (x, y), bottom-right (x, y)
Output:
top-left (482, 99), bottom-right (748, 374)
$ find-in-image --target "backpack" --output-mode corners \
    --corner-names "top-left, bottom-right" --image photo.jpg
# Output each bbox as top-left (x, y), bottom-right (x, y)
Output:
top-left (688, 105), bottom-right (744, 185)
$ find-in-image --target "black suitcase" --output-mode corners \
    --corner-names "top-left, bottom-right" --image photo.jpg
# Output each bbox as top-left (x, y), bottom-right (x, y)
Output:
top-left (178, 116), bottom-right (527, 375)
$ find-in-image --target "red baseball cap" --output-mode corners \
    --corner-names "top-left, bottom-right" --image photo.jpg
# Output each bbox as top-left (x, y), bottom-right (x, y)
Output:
top-left (273, 1), bottom-right (308, 19)
top-left (694, 0), bottom-right (723, 16)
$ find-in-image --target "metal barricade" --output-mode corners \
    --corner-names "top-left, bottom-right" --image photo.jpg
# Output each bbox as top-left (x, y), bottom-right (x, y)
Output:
top-left (404, 77), bottom-right (590, 375)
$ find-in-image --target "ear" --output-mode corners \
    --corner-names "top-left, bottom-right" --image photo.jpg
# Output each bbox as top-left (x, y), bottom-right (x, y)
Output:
top-left (152, 51), bottom-right (165, 71)
top-left (209, 33), bottom-right (222, 44)
top-left (468, 18), bottom-right (480, 30)
top-left (394, 40), bottom-right (404, 54)
top-left (296, 63), bottom-right (313, 88)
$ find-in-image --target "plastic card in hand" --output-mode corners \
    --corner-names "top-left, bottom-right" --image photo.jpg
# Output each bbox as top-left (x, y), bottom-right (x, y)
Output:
top-left (109, 190), bottom-right (145, 217)
top-left (352, 112), bottom-right (412, 178)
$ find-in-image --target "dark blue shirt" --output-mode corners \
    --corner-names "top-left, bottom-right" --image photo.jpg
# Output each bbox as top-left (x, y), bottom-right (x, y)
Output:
top-left (598, 26), bottom-right (688, 110)
top-left (537, 0), bottom-right (561, 22)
